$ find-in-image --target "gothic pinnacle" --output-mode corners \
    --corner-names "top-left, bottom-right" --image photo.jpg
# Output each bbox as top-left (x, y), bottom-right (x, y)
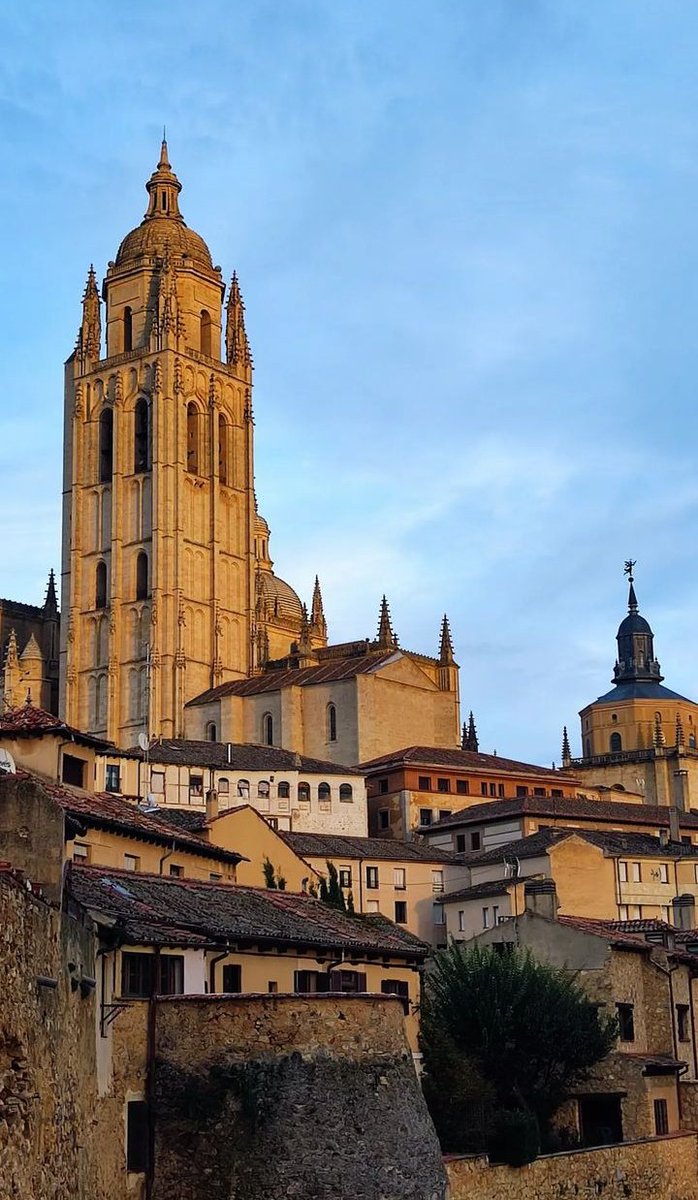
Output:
top-left (439, 614), bottom-right (454, 664)
top-left (377, 596), bottom-right (397, 650)
top-left (561, 725), bottom-right (571, 764)
top-left (310, 576), bottom-right (327, 640)
top-left (462, 710), bottom-right (479, 753)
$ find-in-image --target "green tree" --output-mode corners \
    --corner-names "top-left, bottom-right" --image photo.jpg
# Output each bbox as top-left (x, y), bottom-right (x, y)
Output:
top-left (262, 857), bottom-right (277, 889)
top-left (318, 861), bottom-right (347, 911)
top-left (420, 942), bottom-right (617, 1152)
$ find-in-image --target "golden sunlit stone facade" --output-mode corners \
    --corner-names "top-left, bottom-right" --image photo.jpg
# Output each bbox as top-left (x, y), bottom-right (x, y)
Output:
top-left (60, 142), bottom-right (323, 748)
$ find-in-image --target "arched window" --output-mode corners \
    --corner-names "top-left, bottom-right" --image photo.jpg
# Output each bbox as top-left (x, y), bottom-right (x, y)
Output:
top-left (298, 782), bottom-right (310, 804)
top-left (136, 552), bottom-right (149, 601)
top-left (610, 732), bottom-right (622, 753)
top-left (123, 307), bottom-right (133, 352)
top-left (200, 310), bottom-right (212, 357)
top-left (99, 409), bottom-right (113, 482)
top-left (237, 779), bottom-right (250, 798)
top-left (95, 561), bottom-right (108, 609)
top-left (277, 781), bottom-right (290, 799)
top-left (187, 403), bottom-right (198, 474)
top-left (218, 414), bottom-right (228, 485)
top-left (206, 722), bottom-right (217, 742)
top-left (327, 703), bottom-right (337, 742)
top-left (318, 782), bottom-right (331, 802)
top-left (134, 399), bottom-right (150, 472)
top-left (258, 780), bottom-right (270, 799)
top-left (339, 784), bottom-right (353, 803)
top-left (263, 713), bottom-right (273, 746)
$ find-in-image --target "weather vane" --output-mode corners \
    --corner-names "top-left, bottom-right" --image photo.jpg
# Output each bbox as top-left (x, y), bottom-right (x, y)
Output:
top-left (624, 559), bottom-right (636, 583)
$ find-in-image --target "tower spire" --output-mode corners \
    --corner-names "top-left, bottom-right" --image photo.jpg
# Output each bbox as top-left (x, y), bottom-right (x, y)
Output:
top-left (78, 265), bottom-right (101, 363)
top-left (225, 271), bottom-right (252, 374)
top-left (462, 711), bottom-right (479, 752)
top-left (561, 725), bottom-right (571, 766)
top-left (310, 576), bottom-right (327, 641)
top-left (144, 136), bottom-right (183, 221)
top-left (44, 568), bottom-right (58, 614)
top-left (439, 614), bottom-right (454, 665)
top-left (613, 561), bottom-right (663, 687)
top-left (376, 596), bottom-right (397, 650)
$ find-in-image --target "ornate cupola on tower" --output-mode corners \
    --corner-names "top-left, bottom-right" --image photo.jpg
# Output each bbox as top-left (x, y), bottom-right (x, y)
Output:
top-left (571, 564), bottom-right (698, 804)
top-left (59, 139), bottom-right (267, 748)
top-left (612, 568), bottom-right (663, 688)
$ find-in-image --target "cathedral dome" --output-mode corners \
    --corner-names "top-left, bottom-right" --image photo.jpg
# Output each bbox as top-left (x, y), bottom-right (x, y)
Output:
top-left (258, 573), bottom-right (303, 623)
top-left (114, 139), bottom-right (214, 271)
top-left (617, 611), bottom-right (652, 637)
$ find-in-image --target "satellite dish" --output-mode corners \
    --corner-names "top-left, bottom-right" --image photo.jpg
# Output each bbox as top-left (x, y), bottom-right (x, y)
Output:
top-left (0, 749), bottom-right (17, 774)
top-left (138, 733), bottom-right (149, 753)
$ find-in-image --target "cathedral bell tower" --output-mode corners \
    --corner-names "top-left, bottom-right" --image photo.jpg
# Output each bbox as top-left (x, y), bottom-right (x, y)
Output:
top-left (60, 140), bottom-right (256, 747)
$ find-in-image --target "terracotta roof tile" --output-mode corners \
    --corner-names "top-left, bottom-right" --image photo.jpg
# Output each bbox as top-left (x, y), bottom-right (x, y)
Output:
top-left (119, 738), bottom-right (363, 777)
top-left (0, 703), bottom-right (111, 749)
top-left (185, 651), bottom-right (400, 706)
top-left (425, 793), bottom-right (698, 831)
top-left (359, 745), bottom-right (580, 779)
top-left (67, 864), bottom-right (429, 958)
top-left (282, 831), bottom-right (458, 864)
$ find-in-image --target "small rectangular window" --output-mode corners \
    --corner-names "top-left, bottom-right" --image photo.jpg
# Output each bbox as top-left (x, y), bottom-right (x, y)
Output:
top-left (378, 809), bottom-right (390, 831)
top-left (551, 788), bottom-right (563, 798)
top-left (268, 981), bottom-right (278, 993)
top-left (218, 777), bottom-right (230, 794)
top-left (418, 776), bottom-right (431, 791)
top-left (437, 777), bottom-right (450, 793)
top-left (393, 868), bottom-right (406, 890)
top-left (631, 862), bottom-right (642, 883)
top-left (105, 764), bottom-right (121, 793)
top-left (73, 842), bottom-right (90, 862)
top-left (379, 778), bottom-right (389, 794)
top-left (456, 834), bottom-right (466, 853)
top-left (294, 970), bottom-right (330, 994)
top-left (516, 786), bottom-right (528, 798)
top-left (433, 903), bottom-right (445, 925)
top-left (659, 863), bottom-right (669, 883)
top-left (339, 868), bottom-right (352, 889)
top-left (616, 1002), bottom-right (635, 1042)
top-left (456, 779), bottom-right (469, 795)
top-left (62, 753), bottom-right (85, 787)
top-left (209, 873), bottom-right (222, 882)
top-left (168, 864), bottom-right (183, 877)
top-left (189, 774), bottom-right (204, 797)
top-left (619, 861), bottom-right (628, 883)
top-left (432, 870), bottom-right (444, 893)
top-left (366, 866), bottom-right (379, 889)
top-left (533, 787), bottom-right (546, 797)
top-left (394, 900), bottom-right (407, 924)
top-left (482, 907), bottom-right (490, 929)
top-left (381, 979), bottom-right (409, 1015)
top-left (497, 783), bottom-right (505, 797)
top-left (150, 770), bottom-right (165, 794)
top-left (440, 809), bottom-right (452, 821)
top-left (489, 783), bottom-right (497, 797)
top-left (222, 964), bottom-right (242, 993)
top-left (126, 1100), bottom-right (149, 1173)
top-left (677, 1004), bottom-right (690, 1041)
top-left (492, 904), bottom-right (500, 924)
top-left (481, 782), bottom-right (488, 796)
top-left (618, 905), bottom-right (629, 920)
top-left (124, 854), bottom-right (140, 872)
top-left (471, 831), bottom-right (481, 850)
top-left (458, 910), bottom-right (465, 931)
top-left (654, 1098), bottom-right (669, 1136)
top-left (419, 808), bottom-right (433, 826)
top-left (121, 953), bottom-right (183, 998)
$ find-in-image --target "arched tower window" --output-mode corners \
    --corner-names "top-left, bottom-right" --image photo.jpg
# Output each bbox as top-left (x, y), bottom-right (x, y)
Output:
top-left (327, 703), bottom-right (337, 742)
top-left (187, 403), bottom-right (199, 474)
top-left (123, 307), bottom-right (133, 352)
top-left (136, 552), bottom-right (149, 601)
top-left (318, 782), bottom-right (331, 802)
top-left (218, 414), bottom-right (228, 485)
top-left (200, 310), bottom-right (212, 357)
top-left (263, 713), bottom-right (273, 746)
top-left (610, 732), bottom-right (622, 753)
top-left (339, 784), bottom-right (353, 802)
top-left (206, 722), bottom-right (217, 742)
top-left (99, 409), bottom-right (113, 482)
top-left (134, 399), bottom-right (150, 473)
top-left (95, 561), bottom-right (108, 609)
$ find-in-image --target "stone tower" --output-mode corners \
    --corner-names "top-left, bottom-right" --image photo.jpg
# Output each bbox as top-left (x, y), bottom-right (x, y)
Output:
top-left (60, 140), bottom-right (257, 747)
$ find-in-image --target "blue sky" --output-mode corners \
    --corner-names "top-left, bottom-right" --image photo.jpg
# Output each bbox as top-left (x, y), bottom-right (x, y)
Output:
top-left (2, 1), bottom-right (698, 764)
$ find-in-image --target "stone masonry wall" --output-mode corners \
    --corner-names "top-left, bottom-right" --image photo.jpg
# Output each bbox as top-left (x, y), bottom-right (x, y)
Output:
top-left (0, 868), bottom-right (99, 1200)
top-left (152, 993), bottom-right (448, 1200)
top-left (446, 1132), bottom-right (698, 1200)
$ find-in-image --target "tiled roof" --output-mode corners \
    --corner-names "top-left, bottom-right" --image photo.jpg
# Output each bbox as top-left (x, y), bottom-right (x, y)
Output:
top-left (462, 826), bottom-right (698, 869)
top-left (185, 651), bottom-right (400, 706)
top-left (0, 702), bottom-right (111, 749)
top-left (424, 793), bottom-right (698, 831)
top-left (282, 831), bottom-right (458, 864)
top-left (12, 770), bottom-right (242, 865)
top-left (442, 875), bottom-right (536, 904)
top-left (359, 745), bottom-right (580, 780)
top-left (556, 915), bottom-right (654, 952)
top-left (67, 864), bottom-right (429, 958)
top-left (119, 738), bottom-right (364, 777)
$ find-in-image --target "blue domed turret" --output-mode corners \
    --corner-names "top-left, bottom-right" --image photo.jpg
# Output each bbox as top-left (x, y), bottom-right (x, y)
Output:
top-left (612, 573), bottom-right (663, 686)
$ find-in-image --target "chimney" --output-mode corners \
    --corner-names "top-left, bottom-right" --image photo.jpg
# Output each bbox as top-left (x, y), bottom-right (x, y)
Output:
top-left (659, 827), bottom-right (668, 847)
top-left (226, 743), bottom-right (233, 765)
top-left (524, 879), bottom-right (558, 922)
top-left (673, 770), bottom-right (689, 813)
top-left (205, 788), bottom-right (219, 823)
top-left (672, 894), bottom-right (696, 932)
top-left (669, 807), bottom-right (681, 844)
